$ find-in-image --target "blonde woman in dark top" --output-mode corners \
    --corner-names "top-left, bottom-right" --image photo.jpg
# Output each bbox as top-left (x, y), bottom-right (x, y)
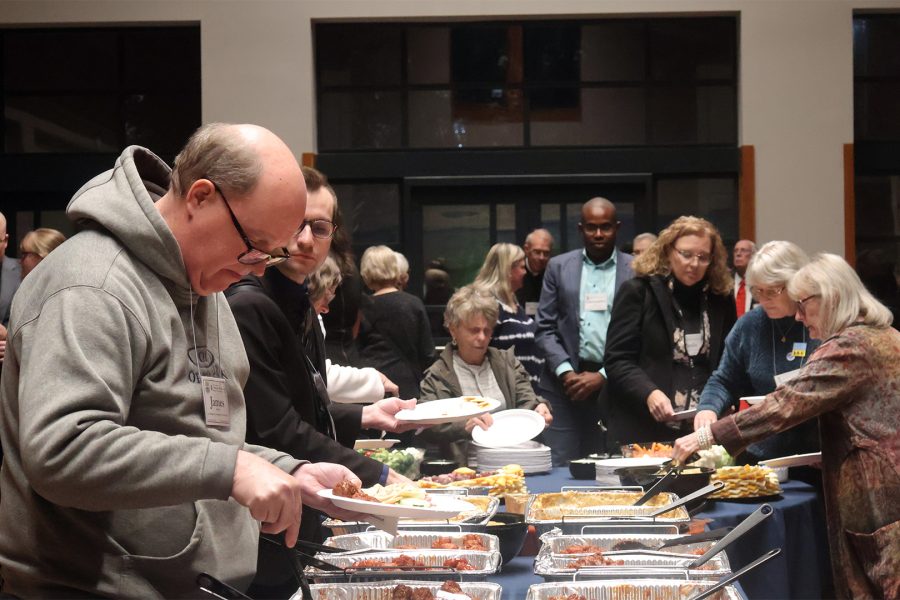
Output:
top-left (358, 245), bottom-right (436, 399)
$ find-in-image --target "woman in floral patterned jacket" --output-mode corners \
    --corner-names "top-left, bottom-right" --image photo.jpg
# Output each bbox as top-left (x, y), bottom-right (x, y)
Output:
top-left (674, 253), bottom-right (899, 599)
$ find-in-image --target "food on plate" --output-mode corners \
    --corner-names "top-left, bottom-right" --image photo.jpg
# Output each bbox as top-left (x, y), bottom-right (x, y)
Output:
top-left (568, 552), bottom-right (625, 568)
top-left (332, 480), bottom-right (379, 502)
top-left (626, 442), bottom-right (674, 458)
top-left (357, 447), bottom-right (425, 479)
top-left (389, 581), bottom-right (475, 600)
top-left (332, 480), bottom-right (432, 507)
top-left (462, 396), bottom-right (494, 410)
top-left (418, 464), bottom-right (526, 496)
top-left (709, 465), bottom-right (781, 498)
top-left (430, 534), bottom-right (486, 551)
top-left (560, 544), bottom-right (604, 554)
top-left (690, 444), bottom-right (735, 470)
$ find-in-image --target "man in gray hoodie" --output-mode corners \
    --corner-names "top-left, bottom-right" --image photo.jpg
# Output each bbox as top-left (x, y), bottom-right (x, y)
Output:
top-left (0, 123), bottom-right (362, 598)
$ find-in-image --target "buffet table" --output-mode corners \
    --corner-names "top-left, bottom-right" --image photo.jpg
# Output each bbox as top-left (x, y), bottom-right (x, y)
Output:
top-left (488, 467), bottom-right (832, 600)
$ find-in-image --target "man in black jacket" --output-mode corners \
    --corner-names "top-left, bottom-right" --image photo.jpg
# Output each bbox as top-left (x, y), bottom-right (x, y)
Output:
top-left (226, 167), bottom-right (416, 597)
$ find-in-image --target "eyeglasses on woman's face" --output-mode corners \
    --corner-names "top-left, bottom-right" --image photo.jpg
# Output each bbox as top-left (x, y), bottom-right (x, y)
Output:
top-left (750, 285), bottom-right (785, 301)
top-left (796, 294), bottom-right (820, 315)
top-left (206, 178), bottom-right (291, 266)
top-left (673, 248), bottom-right (712, 265)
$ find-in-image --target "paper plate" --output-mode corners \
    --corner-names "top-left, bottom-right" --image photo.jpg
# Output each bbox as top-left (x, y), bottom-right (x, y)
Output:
top-left (594, 456), bottom-right (669, 475)
top-left (353, 438), bottom-right (401, 450)
top-left (471, 409), bottom-right (545, 449)
top-left (759, 452), bottom-right (822, 469)
top-left (671, 409), bottom-right (697, 421)
top-left (317, 489), bottom-right (473, 519)
top-left (396, 396), bottom-right (501, 425)
top-left (740, 396), bottom-right (766, 405)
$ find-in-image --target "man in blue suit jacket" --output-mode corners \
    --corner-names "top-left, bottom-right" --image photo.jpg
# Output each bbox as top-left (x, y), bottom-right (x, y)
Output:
top-left (535, 198), bottom-right (634, 465)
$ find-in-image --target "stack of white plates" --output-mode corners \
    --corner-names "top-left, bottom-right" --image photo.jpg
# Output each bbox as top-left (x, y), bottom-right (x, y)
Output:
top-left (471, 440), bottom-right (553, 474)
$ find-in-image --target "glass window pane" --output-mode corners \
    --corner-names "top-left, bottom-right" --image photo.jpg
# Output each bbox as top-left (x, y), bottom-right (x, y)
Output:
top-left (316, 24), bottom-right (402, 87)
top-left (855, 175), bottom-right (900, 238)
top-left (524, 24), bottom-right (580, 83)
top-left (4, 30), bottom-right (119, 92)
top-left (530, 87), bottom-right (645, 146)
top-left (565, 203), bottom-right (582, 253)
top-left (331, 182), bottom-right (401, 247)
top-left (318, 91), bottom-right (403, 150)
top-left (649, 18), bottom-right (736, 81)
top-left (451, 25), bottom-right (519, 84)
top-left (408, 89), bottom-right (524, 148)
top-left (125, 93), bottom-right (200, 154)
top-left (656, 178), bottom-right (738, 242)
top-left (122, 27), bottom-right (200, 91)
top-left (648, 85), bottom-right (736, 144)
top-left (5, 95), bottom-right (119, 153)
top-left (496, 203), bottom-right (517, 244)
top-left (855, 241), bottom-right (900, 320)
top-left (580, 22), bottom-right (645, 82)
top-left (854, 16), bottom-right (900, 78)
top-left (408, 26), bottom-right (450, 85)
top-left (854, 82), bottom-right (900, 141)
top-left (423, 204), bottom-right (490, 289)
top-left (540, 203), bottom-right (562, 254)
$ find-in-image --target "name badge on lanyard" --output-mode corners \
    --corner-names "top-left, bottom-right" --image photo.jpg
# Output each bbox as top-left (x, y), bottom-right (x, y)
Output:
top-left (685, 333), bottom-right (703, 356)
top-left (201, 375), bottom-right (230, 427)
top-left (525, 301), bottom-right (539, 316)
top-left (584, 292), bottom-right (608, 312)
top-left (774, 368), bottom-right (802, 387)
top-left (791, 342), bottom-right (808, 359)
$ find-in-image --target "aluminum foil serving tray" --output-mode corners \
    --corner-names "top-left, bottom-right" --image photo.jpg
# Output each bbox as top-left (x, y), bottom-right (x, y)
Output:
top-left (534, 545), bottom-right (730, 581)
top-left (538, 530), bottom-right (730, 568)
top-left (299, 580), bottom-right (502, 600)
top-left (323, 494), bottom-right (499, 536)
top-left (322, 530), bottom-right (500, 554)
top-left (526, 491), bottom-right (691, 535)
top-left (303, 548), bottom-right (501, 583)
top-left (526, 580), bottom-right (742, 600)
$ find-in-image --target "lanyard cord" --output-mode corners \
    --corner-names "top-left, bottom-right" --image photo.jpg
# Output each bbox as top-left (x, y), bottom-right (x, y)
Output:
top-left (189, 289), bottom-right (202, 382)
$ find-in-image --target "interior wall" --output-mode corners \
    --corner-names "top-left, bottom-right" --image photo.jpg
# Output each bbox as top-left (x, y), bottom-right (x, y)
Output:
top-left (3, 0), bottom-right (899, 256)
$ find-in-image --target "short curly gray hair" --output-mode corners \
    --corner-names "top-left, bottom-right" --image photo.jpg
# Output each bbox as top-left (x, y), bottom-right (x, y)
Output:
top-left (745, 241), bottom-right (809, 288)
top-left (444, 284), bottom-right (499, 330)
top-left (361, 245), bottom-right (402, 290)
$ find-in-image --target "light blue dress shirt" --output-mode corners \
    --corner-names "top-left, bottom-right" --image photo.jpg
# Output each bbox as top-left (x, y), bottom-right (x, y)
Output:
top-left (555, 250), bottom-right (618, 377)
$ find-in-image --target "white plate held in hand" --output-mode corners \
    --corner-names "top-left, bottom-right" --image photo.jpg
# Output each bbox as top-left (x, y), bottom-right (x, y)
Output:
top-left (741, 396), bottom-right (766, 405)
top-left (317, 489), bottom-right (473, 519)
top-left (471, 409), bottom-right (545, 448)
top-left (395, 396), bottom-right (501, 425)
top-left (760, 452), bottom-right (822, 469)
top-left (353, 439), bottom-right (400, 450)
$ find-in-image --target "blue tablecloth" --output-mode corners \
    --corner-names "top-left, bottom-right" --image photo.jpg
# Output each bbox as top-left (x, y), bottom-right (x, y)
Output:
top-left (487, 467), bottom-right (832, 600)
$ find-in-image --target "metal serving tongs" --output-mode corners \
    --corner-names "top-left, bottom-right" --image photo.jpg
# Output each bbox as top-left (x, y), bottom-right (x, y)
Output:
top-left (687, 503), bottom-right (774, 569)
top-left (689, 548), bottom-right (782, 600)
top-left (603, 526), bottom-right (733, 554)
top-left (196, 573), bottom-right (254, 600)
top-left (633, 467), bottom-right (682, 506)
top-left (643, 480), bottom-right (725, 518)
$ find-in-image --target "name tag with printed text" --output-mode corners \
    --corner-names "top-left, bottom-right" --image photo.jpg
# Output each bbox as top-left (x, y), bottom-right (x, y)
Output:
top-left (201, 376), bottom-right (230, 427)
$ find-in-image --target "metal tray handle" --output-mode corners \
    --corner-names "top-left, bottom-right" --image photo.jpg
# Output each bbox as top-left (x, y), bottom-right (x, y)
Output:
top-left (690, 548), bottom-right (781, 600)
top-left (688, 504), bottom-right (773, 569)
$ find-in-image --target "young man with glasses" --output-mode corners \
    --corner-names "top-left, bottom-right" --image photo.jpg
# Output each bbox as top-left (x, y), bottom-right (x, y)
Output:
top-left (535, 197), bottom-right (635, 465)
top-left (0, 124), bottom-right (365, 598)
top-left (225, 166), bottom-right (417, 597)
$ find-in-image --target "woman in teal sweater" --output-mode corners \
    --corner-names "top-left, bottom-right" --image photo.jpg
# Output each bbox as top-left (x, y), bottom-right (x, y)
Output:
top-left (696, 241), bottom-right (821, 462)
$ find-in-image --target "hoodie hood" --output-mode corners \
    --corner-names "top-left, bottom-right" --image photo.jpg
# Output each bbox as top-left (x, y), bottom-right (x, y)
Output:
top-left (67, 146), bottom-right (193, 303)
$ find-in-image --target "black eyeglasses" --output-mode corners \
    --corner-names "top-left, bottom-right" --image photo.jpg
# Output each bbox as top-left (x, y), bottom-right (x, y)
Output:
top-left (206, 179), bottom-right (291, 266)
top-left (297, 219), bottom-right (337, 240)
top-left (796, 294), bottom-right (820, 315)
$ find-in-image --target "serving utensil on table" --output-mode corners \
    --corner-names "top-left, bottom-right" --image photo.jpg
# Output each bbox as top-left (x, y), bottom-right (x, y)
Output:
top-left (196, 573), bottom-right (254, 600)
top-left (689, 548), bottom-right (781, 600)
top-left (644, 481), bottom-right (725, 517)
top-left (604, 526), bottom-right (733, 552)
top-left (632, 467), bottom-right (682, 506)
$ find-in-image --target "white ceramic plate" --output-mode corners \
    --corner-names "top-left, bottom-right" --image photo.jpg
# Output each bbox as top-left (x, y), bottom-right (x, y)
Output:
top-left (317, 489), bottom-right (474, 519)
top-left (395, 396), bottom-right (501, 425)
top-left (671, 409), bottom-right (698, 421)
top-left (471, 409), bottom-right (545, 449)
top-left (353, 438), bottom-right (400, 450)
top-left (741, 396), bottom-right (767, 405)
top-left (759, 452), bottom-right (822, 469)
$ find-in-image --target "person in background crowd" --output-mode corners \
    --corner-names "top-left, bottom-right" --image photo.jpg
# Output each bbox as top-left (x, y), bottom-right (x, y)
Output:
top-left (0, 211), bottom-right (21, 366)
top-left (0, 123), bottom-right (363, 598)
top-left (473, 242), bottom-right (544, 392)
top-left (632, 232), bottom-right (658, 257)
top-left (424, 258), bottom-right (454, 340)
top-left (605, 216), bottom-right (736, 451)
top-left (732, 239), bottom-right (757, 318)
top-left (309, 255), bottom-right (400, 404)
top-left (321, 202), bottom-right (366, 367)
top-left (419, 285), bottom-right (552, 464)
top-left (225, 167), bottom-right (414, 597)
top-left (674, 253), bottom-right (899, 599)
top-left (516, 228), bottom-right (553, 316)
top-left (19, 227), bottom-right (67, 279)
top-left (535, 198), bottom-right (634, 465)
top-left (359, 245), bottom-right (436, 401)
top-left (695, 241), bottom-right (820, 463)
top-left (394, 251), bottom-right (410, 290)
